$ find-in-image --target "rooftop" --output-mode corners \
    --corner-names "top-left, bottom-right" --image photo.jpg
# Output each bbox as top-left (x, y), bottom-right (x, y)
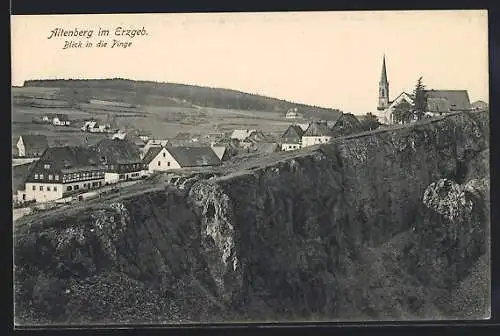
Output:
top-left (167, 146), bottom-right (221, 167)
top-left (93, 139), bottom-right (142, 164)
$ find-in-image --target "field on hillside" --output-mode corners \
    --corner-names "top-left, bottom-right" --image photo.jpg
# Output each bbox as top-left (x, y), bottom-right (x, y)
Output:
top-left (11, 105), bottom-right (111, 154)
top-left (23, 79), bottom-right (343, 120)
top-left (12, 87), bottom-right (301, 153)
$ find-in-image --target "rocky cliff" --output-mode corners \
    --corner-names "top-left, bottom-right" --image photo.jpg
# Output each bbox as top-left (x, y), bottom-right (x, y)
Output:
top-left (14, 111), bottom-right (490, 325)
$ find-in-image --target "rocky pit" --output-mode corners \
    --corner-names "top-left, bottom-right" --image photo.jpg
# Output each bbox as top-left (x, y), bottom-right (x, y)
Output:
top-left (14, 111), bottom-right (490, 325)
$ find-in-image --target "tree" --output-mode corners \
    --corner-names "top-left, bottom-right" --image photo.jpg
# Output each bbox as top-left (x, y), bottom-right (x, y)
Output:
top-left (392, 100), bottom-right (413, 124)
top-left (413, 76), bottom-right (427, 120)
top-left (360, 113), bottom-right (380, 131)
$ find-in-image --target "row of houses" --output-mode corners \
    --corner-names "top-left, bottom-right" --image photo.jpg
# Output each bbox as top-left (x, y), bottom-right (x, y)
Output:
top-left (17, 138), bottom-right (227, 203)
top-left (279, 114), bottom-right (359, 151)
top-left (38, 113), bottom-right (72, 126)
top-left (280, 121), bottom-right (333, 151)
top-left (81, 120), bottom-right (114, 133)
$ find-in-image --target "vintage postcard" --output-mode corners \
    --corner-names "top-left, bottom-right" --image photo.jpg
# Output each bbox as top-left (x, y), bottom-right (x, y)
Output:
top-left (11, 10), bottom-right (490, 326)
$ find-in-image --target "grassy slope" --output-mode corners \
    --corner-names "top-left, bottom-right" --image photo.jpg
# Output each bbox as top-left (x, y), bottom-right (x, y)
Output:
top-left (22, 79), bottom-right (343, 120)
top-left (13, 78), bottom-right (341, 149)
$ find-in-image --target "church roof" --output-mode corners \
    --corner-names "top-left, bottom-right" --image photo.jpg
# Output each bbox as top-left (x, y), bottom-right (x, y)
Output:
top-left (424, 90), bottom-right (471, 111)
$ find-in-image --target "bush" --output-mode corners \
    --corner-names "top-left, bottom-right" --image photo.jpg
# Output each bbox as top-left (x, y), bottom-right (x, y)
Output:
top-left (31, 273), bottom-right (69, 320)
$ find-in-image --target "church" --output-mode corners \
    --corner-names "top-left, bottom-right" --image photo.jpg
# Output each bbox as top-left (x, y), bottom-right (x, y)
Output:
top-left (375, 55), bottom-right (472, 125)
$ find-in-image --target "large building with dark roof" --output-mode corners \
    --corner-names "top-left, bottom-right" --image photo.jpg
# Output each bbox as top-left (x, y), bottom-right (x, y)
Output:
top-left (18, 146), bottom-right (106, 203)
top-left (93, 138), bottom-right (144, 184)
top-left (425, 90), bottom-right (472, 113)
top-left (280, 125), bottom-right (305, 151)
top-left (301, 121), bottom-right (335, 147)
top-left (143, 146), bottom-right (221, 172)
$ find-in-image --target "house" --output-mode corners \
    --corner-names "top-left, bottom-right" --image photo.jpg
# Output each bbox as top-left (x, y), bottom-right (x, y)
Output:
top-left (81, 120), bottom-right (111, 133)
top-left (471, 100), bottom-right (488, 111)
top-left (285, 108), bottom-right (301, 120)
top-left (141, 139), bottom-right (169, 158)
top-left (42, 113), bottom-right (56, 123)
top-left (280, 125), bottom-right (304, 151)
top-left (211, 145), bottom-right (229, 161)
top-left (112, 130), bottom-right (127, 140)
top-left (330, 113), bottom-right (363, 137)
top-left (16, 134), bottom-right (49, 158)
top-left (297, 123), bottom-right (310, 132)
top-left (53, 114), bottom-right (71, 126)
top-left (230, 129), bottom-right (256, 142)
top-left (425, 90), bottom-right (472, 113)
top-left (17, 146), bottom-right (105, 203)
top-left (301, 121), bottom-right (334, 147)
top-left (125, 134), bottom-right (147, 148)
top-left (93, 139), bottom-right (144, 184)
top-left (81, 120), bottom-right (97, 132)
top-left (245, 130), bottom-right (268, 144)
top-left (110, 130), bottom-right (145, 147)
top-left (143, 146), bottom-right (221, 172)
top-left (255, 142), bottom-right (279, 154)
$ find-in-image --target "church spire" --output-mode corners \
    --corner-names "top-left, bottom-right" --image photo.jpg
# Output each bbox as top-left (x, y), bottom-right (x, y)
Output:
top-left (380, 54), bottom-right (388, 84)
top-left (377, 54), bottom-right (390, 111)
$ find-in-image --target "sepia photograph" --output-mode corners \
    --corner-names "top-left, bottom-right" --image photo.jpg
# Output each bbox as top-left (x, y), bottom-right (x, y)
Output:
top-left (11, 10), bottom-right (490, 326)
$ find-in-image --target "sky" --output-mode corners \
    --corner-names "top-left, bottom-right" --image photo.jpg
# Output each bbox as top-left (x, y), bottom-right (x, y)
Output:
top-left (11, 10), bottom-right (489, 114)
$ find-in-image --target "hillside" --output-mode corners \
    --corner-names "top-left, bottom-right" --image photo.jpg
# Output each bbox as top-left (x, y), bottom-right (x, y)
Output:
top-left (22, 79), bottom-right (342, 120)
top-left (13, 111), bottom-right (490, 325)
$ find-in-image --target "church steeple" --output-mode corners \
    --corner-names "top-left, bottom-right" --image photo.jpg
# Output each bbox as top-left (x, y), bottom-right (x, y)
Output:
top-left (380, 55), bottom-right (388, 85)
top-left (377, 54), bottom-right (390, 111)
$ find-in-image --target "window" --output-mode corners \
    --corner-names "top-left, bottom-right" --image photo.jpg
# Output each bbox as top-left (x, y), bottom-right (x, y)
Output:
top-left (49, 174), bottom-right (53, 180)
top-left (44, 164), bottom-right (50, 169)
top-left (67, 186), bottom-right (72, 191)
top-left (158, 161), bottom-right (161, 166)
top-left (55, 175), bottom-right (60, 181)
top-left (74, 185), bottom-right (79, 190)
top-left (32, 185), bottom-right (36, 191)
top-left (163, 152), bottom-right (166, 157)
top-left (39, 186), bottom-right (43, 191)
top-left (54, 186), bottom-right (57, 192)
top-left (47, 186), bottom-right (51, 191)
top-left (34, 174), bottom-right (39, 180)
top-left (167, 162), bottom-right (170, 167)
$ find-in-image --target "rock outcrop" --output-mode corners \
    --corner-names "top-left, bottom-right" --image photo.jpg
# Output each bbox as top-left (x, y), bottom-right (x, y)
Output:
top-left (14, 111), bottom-right (490, 324)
